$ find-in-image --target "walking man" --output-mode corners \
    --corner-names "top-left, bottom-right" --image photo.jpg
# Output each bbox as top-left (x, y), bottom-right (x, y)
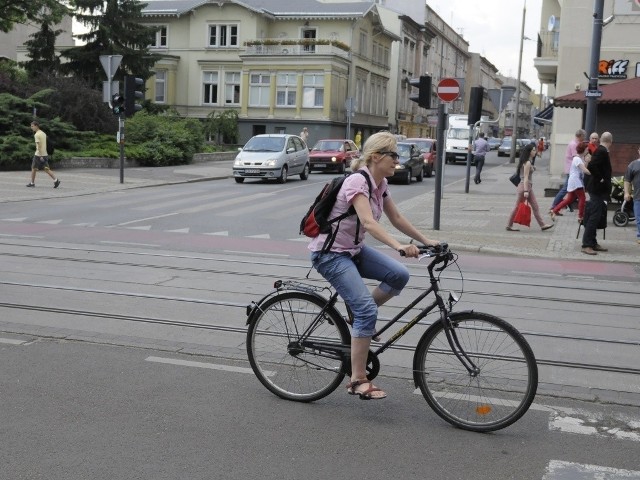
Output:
top-left (623, 146), bottom-right (640, 245)
top-left (551, 129), bottom-right (585, 213)
top-left (26, 120), bottom-right (60, 188)
top-left (471, 132), bottom-right (489, 184)
top-left (581, 131), bottom-right (613, 255)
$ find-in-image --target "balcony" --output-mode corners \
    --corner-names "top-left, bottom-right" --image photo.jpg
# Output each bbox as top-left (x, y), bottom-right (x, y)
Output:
top-left (242, 39), bottom-right (350, 59)
top-left (534, 31), bottom-right (559, 84)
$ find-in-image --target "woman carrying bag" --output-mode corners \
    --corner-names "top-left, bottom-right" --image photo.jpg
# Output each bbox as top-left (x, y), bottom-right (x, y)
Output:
top-left (506, 143), bottom-right (554, 232)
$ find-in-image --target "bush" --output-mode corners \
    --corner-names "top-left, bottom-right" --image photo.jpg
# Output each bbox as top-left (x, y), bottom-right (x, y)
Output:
top-left (125, 112), bottom-right (204, 166)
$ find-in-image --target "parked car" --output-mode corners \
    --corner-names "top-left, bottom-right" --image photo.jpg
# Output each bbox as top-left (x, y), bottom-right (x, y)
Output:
top-left (388, 142), bottom-right (424, 184)
top-left (487, 137), bottom-right (502, 150)
top-left (232, 134), bottom-right (310, 184)
top-left (406, 137), bottom-right (437, 178)
top-left (308, 139), bottom-right (360, 173)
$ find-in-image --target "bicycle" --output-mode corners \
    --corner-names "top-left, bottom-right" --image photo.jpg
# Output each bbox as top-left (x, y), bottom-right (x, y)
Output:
top-left (245, 244), bottom-right (538, 432)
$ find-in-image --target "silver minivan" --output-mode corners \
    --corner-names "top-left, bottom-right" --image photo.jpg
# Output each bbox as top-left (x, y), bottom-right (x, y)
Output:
top-left (233, 134), bottom-right (310, 184)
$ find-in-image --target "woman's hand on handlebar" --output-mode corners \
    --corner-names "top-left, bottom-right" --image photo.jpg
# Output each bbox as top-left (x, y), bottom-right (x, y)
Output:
top-left (397, 244), bottom-right (421, 258)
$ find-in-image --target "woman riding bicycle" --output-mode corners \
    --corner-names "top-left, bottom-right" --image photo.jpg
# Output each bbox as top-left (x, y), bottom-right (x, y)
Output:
top-left (309, 131), bottom-right (440, 400)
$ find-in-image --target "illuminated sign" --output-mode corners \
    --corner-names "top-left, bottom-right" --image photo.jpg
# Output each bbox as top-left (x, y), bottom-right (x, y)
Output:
top-left (599, 59), bottom-right (629, 79)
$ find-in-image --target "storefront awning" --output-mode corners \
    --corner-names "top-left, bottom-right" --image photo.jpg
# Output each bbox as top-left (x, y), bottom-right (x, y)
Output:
top-left (533, 104), bottom-right (553, 126)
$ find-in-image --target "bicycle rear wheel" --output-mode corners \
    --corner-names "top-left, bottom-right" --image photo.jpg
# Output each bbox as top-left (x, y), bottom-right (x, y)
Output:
top-left (413, 312), bottom-right (538, 432)
top-left (246, 291), bottom-right (350, 402)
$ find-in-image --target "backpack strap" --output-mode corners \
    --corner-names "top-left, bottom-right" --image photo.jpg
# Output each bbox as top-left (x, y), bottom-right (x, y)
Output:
top-left (320, 170), bottom-right (380, 253)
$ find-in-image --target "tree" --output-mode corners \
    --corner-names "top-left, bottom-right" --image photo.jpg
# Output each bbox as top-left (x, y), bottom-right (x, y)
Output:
top-left (21, 20), bottom-right (62, 77)
top-left (0, 0), bottom-right (68, 33)
top-left (60, 0), bottom-right (160, 88)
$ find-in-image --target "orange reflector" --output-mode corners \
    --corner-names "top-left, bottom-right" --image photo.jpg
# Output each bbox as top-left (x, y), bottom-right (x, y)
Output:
top-left (476, 405), bottom-right (492, 415)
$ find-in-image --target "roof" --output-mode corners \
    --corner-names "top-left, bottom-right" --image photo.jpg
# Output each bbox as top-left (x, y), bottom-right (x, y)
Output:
top-left (142, 0), bottom-right (375, 18)
top-left (554, 77), bottom-right (640, 108)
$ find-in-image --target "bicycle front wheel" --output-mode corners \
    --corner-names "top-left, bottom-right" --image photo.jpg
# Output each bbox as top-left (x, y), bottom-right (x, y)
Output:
top-left (246, 291), bottom-right (350, 402)
top-left (413, 312), bottom-right (538, 432)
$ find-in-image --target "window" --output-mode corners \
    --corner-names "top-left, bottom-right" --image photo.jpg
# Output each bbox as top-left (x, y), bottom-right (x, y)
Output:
top-left (276, 73), bottom-right (297, 107)
top-left (203, 71), bottom-right (219, 104)
top-left (359, 31), bottom-right (368, 57)
top-left (302, 28), bottom-right (316, 53)
top-left (224, 72), bottom-right (241, 105)
top-left (302, 73), bottom-right (324, 108)
top-left (249, 73), bottom-right (270, 107)
top-left (208, 24), bottom-right (238, 47)
top-left (152, 26), bottom-right (167, 48)
top-left (154, 70), bottom-right (166, 103)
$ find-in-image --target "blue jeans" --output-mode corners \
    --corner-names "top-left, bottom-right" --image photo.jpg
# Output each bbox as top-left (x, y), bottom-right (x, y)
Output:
top-left (634, 199), bottom-right (640, 239)
top-left (474, 155), bottom-right (485, 183)
top-left (311, 245), bottom-right (410, 338)
top-left (551, 176), bottom-right (569, 209)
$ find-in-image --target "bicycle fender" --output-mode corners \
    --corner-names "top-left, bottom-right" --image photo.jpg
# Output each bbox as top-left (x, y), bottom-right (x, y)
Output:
top-left (245, 290), bottom-right (280, 325)
top-left (412, 310), bottom-right (475, 387)
top-left (245, 288), bottom-right (338, 326)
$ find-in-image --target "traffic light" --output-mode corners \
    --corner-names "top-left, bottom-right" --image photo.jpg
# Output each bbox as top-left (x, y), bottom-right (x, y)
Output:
top-left (112, 92), bottom-right (125, 116)
top-left (408, 75), bottom-right (432, 109)
top-left (468, 86), bottom-right (485, 125)
top-left (124, 75), bottom-right (144, 117)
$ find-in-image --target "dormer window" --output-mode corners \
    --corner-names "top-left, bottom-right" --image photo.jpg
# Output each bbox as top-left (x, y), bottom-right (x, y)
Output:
top-left (152, 26), bottom-right (167, 48)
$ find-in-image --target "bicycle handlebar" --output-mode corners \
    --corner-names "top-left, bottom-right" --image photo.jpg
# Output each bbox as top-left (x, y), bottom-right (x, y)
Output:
top-left (399, 242), bottom-right (449, 258)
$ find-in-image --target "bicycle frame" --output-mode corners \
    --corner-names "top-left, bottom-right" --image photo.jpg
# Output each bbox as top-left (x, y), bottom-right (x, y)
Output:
top-left (266, 249), bottom-right (480, 377)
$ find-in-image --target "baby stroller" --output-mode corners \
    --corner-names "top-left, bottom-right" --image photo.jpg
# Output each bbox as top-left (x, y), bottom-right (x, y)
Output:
top-left (613, 199), bottom-right (636, 227)
top-left (610, 176), bottom-right (625, 204)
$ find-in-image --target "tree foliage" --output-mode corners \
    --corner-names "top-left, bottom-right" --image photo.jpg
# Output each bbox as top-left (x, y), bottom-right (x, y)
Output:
top-left (204, 110), bottom-right (239, 145)
top-left (61, 0), bottom-right (160, 88)
top-left (0, 0), bottom-right (68, 33)
top-left (21, 20), bottom-right (63, 76)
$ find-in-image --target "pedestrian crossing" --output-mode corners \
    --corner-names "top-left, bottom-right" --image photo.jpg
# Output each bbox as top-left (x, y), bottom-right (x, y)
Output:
top-left (0, 187), bottom-right (311, 240)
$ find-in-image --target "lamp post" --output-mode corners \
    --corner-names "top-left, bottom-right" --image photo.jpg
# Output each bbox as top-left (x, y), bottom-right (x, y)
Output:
top-left (509, 1), bottom-right (527, 164)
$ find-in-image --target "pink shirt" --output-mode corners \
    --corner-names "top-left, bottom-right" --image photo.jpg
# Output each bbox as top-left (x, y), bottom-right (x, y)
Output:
top-left (308, 166), bottom-right (388, 256)
top-left (564, 139), bottom-right (579, 174)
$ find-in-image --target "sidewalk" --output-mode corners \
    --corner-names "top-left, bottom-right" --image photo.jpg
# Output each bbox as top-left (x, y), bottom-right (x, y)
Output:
top-left (1, 154), bottom-right (638, 264)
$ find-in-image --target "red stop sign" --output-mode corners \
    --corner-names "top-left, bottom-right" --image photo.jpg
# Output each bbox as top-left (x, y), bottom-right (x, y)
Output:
top-left (437, 78), bottom-right (460, 102)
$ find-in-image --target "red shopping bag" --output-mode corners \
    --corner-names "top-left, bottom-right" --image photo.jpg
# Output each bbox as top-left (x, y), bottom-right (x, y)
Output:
top-left (513, 201), bottom-right (532, 227)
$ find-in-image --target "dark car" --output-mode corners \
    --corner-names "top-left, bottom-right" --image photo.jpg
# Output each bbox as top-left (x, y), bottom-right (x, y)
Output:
top-left (406, 137), bottom-right (437, 178)
top-left (389, 142), bottom-right (424, 184)
top-left (308, 139), bottom-right (360, 173)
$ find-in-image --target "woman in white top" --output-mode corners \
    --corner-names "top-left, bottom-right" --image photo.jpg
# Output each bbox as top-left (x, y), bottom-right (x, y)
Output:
top-left (550, 141), bottom-right (591, 222)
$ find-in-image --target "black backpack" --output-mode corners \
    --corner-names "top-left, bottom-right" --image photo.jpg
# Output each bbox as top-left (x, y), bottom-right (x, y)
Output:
top-left (300, 170), bottom-right (384, 253)
top-left (46, 136), bottom-right (54, 156)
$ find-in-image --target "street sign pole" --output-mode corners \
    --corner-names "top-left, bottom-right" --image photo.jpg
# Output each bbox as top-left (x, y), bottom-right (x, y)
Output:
top-left (433, 102), bottom-right (447, 230)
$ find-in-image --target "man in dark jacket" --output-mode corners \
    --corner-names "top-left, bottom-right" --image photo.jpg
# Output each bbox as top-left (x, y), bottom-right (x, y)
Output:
top-left (581, 131), bottom-right (613, 255)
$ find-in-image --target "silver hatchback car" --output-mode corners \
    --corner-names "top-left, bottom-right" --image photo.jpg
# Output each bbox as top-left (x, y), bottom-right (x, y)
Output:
top-left (233, 134), bottom-right (310, 184)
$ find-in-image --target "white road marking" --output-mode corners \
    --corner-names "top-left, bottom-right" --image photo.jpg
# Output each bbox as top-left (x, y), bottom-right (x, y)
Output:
top-left (0, 337), bottom-right (29, 345)
top-left (115, 212), bottom-right (179, 226)
top-left (36, 219), bottom-right (63, 224)
top-left (72, 222), bottom-right (98, 227)
top-left (203, 231), bottom-right (229, 236)
top-left (126, 225), bottom-right (152, 230)
top-left (1, 218), bottom-right (28, 222)
top-left (245, 234), bottom-right (270, 239)
top-left (146, 356), bottom-right (273, 376)
top-left (0, 234), bottom-right (44, 239)
top-left (166, 228), bottom-right (190, 233)
top-left (412, 390), bottom-right (640, 442)
top-left (100, 241), bottom-right (161, 247)
top-left (544, 460), bottom-right (640, 479)
top-left (223, 250), bottom-right (289, 258)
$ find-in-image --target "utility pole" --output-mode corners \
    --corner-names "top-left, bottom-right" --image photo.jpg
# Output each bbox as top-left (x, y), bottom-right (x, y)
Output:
top-left (509, 1), bottom-right (526, 164)
top-left (585, 0), bottom-right (605, 136)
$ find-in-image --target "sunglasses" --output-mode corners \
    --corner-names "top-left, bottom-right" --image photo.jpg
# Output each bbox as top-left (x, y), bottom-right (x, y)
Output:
top-left (378, 151), bottom-right (399, 160)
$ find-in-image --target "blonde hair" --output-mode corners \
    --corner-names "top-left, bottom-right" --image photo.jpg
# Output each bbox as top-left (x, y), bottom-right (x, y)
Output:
top-left (350, 131), bottom-right (397, 171)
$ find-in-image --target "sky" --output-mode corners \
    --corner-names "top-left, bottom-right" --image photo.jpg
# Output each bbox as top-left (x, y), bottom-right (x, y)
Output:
top-left (429, 0), bottom-right (544, 94)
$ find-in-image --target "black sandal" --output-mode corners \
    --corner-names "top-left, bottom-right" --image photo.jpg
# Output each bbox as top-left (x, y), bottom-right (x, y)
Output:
top-left (346, 379), bottom-right (387, 400)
